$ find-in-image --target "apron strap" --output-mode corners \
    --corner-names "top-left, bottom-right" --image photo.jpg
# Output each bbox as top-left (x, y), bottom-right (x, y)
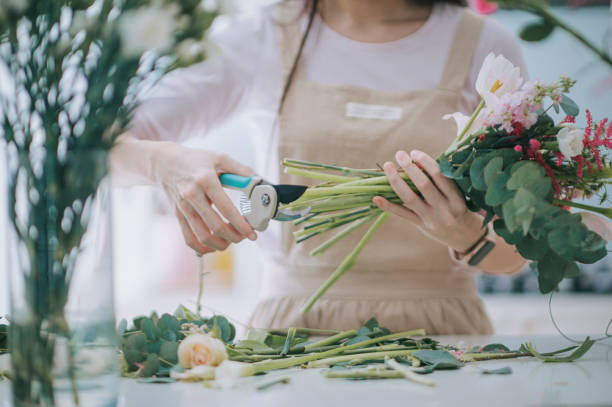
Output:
top-left (438, 9), bottom-right (485, 92)
top-left (275, 0), bottom-right (305, 85)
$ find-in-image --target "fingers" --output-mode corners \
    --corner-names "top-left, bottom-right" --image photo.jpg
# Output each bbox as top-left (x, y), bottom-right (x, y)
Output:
top-left (373, 196), bottom-right (423, 226)
top-left (409, 150), bottom-right (466, 213)
top-left (383, 161), bottom-right (429, 217)
top-left (175, 208), bottom-right (216, 256)
top-left (203, 176), bottom-right (257, 240)
top-left (187, 187), bottom-right (245, 244)
top-left (395, 150), bottom-right (445, 209)
top-left (216, 153), bottom-right (255, 177)
top-left (176, 201), bottom-right (230, 251)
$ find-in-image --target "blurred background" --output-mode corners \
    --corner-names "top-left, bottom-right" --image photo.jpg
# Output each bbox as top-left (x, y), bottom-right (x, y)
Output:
top-left (1, 0), bottom-right (611, 336)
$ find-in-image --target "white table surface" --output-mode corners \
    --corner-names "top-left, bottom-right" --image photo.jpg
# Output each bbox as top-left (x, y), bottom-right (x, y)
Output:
top-left (1, 335), bottom-right (611, 407)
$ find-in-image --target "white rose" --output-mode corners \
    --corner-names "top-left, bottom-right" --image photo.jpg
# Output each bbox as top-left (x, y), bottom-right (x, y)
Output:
top-left (177, 333), bottom-right (228, 369)
top-left (556, 125), bottom-right (583, 158)
top-left (116, 4), bottom-right (178, 58)
top-left (476, 53), bottom-right (523, 100)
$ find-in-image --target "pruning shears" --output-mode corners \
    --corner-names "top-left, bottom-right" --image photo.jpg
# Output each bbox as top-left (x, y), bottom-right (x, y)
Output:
top-left (219, 174), bottom-right (309, 231)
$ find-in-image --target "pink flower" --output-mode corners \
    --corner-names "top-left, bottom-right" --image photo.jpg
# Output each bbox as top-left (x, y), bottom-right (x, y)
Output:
top-left (469, 0), bottom-right (498, 14)
top-left (514, 145), bottom-right (523, 153)
top-left (529, 139), bottom-right (541, 150)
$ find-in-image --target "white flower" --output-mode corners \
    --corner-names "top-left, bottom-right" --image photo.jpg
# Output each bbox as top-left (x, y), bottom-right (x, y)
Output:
top-left (177, 333), bottom-right (228, 369)
top-left (476, 53), bottom-right (523, 100)
top-left (214, 360), bottom-right (256, 388)
top-left (170, 365), bottom-right (216, 381)
top-left (116, 4), bottom-right (178, 58)
top-left (443, 111), bottom-right (486, 138)
top-left (579, 212), bottom-right (612, 241)
top-left (556, 124), bottom-right (583, 158)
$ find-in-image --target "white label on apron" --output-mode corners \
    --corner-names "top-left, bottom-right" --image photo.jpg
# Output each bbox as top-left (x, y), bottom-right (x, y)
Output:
top-left (345, 102), bottom-right (403, 120)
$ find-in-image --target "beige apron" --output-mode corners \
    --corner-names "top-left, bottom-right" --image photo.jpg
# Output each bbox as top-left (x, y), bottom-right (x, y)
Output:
top-left (249, 3), bottom-right (493, 335)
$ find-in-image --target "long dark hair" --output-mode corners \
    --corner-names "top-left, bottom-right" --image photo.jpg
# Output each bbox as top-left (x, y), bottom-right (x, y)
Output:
top-left (277, 0), bottom-right (468, 113)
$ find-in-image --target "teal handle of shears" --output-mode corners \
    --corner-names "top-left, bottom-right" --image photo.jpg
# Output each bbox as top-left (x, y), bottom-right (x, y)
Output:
top-left (219, 173), bottom-right (253, 190)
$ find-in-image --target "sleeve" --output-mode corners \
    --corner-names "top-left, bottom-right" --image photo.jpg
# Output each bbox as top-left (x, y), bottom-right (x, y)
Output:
top-left (128, 9), bottom-right (269, 142)
top-left (460, 16), bottom-right (528, 113)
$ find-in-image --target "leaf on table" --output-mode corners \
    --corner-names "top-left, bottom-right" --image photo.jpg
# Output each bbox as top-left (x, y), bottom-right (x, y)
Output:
top-left (524, 337), bottom-right (595, 363)
top-left (481, 344), bottom-right (511, 353)
top-left (481, 366), bottom-right (512, 375)
top-left (136, 377), bottom-right (177, 384)
top-left (234, 340), bottom-right (274, 353)
top-left (412, 350), bottom-right (464, 374)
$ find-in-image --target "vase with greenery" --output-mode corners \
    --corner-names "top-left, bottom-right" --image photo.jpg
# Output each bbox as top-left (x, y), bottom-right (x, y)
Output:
top-left (0, 0), bottom-right (218, 405)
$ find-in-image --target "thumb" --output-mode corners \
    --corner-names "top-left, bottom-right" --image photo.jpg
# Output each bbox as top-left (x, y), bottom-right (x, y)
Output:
top-left (215, 154), bottom-right (255, 177)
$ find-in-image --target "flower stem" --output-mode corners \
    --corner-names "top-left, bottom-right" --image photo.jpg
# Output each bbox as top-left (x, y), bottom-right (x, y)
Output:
top-left (310, 214), bottom-right (378, 256)
top-left (307, 349), bottom-right (418, 368)
top-left (323, 369), bottom-right (404, 379)
top-left (301, 212), bottom-right (389, 313)
top-left (251, 329), bottom-right (424, 373)
top-left (553, 199), bottom-right (612, 220)
top-left (302, 330), bottom-right (358, 352)
top-left (284, 167), bottom-right (358, 183)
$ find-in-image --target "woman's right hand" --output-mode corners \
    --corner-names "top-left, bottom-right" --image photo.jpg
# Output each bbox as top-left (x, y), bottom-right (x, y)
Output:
top-left (153, 143), bottom-right (258, 256)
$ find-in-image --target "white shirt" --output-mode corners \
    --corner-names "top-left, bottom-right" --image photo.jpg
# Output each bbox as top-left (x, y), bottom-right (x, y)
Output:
top-left (131, 2), bottom-right (527, 182)
top-left (129, 3), bottom-right (527, 280)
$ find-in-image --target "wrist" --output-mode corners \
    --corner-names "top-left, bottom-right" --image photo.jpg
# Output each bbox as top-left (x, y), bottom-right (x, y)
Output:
top-left (451, 211), bottom-right (486, 253)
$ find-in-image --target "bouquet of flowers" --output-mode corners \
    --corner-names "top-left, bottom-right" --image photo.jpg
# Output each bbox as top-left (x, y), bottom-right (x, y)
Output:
top-left (282, 54), bottom-right (612, 313)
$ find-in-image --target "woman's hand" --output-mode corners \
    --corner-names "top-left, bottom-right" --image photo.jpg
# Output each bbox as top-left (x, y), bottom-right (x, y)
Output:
top-left (153, 143), bottom-right (258, 256)
top-left (373, 150), bottom-right (484, 253)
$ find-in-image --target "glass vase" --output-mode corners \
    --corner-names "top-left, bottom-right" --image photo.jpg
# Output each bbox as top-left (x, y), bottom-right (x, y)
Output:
top-left (6, 150), bottom-right (119, 407)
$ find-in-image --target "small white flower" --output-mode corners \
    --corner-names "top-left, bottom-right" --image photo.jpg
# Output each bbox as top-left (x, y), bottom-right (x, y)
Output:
top-left (556, 124), bottom-right (583, 158)
top-left (443, 111), bottom-right (486, 138)
top-left (214, 360), bottom-right (256, 388)
top-left (177, 333), bottom-right (228, 369)
top-left (579, 212), bottom-right (612, 241)
top-left (116, 4), bottom-right (178, 58)
top-left (476, 53), bottom-right (523, 100)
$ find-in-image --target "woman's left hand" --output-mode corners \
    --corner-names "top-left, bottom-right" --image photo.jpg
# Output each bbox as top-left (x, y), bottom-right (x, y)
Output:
top-left (373, 150), bottom-right (484, 253)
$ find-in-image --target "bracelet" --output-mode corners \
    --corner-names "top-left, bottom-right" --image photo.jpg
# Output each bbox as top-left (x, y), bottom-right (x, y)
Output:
top-left (449, 222), bottom-right (496, 267)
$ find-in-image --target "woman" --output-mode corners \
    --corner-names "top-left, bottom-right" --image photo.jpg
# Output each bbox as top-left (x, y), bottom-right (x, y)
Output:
top-left (112, 0), bottom-right (528, 334)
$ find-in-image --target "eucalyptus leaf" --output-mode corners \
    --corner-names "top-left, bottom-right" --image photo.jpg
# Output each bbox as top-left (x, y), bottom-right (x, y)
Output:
top-left (143, 354), bottom-right (160, 377)
top-left (519, 18), bottom-right (555, 42)
top-left (560, 94), bottom-right (579, 117)
top-left (516, 235), bottom-right (548, 261)
top-left (160, 341), bottom-right (179, 365)
top-left (413, 350), bottom-right (464, 372)
top-left (481, 366), bottom-right (512, 375)
top-left (469, 156), bottom-right (488, 191)
top-left (483, 156), bottom-right (503, 187)
top-left (481, 344), bottom-right (511, 353)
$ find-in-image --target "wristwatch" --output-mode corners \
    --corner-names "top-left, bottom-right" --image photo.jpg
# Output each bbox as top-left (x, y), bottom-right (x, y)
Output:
top-left (450, 222), bottom-right (496, 267)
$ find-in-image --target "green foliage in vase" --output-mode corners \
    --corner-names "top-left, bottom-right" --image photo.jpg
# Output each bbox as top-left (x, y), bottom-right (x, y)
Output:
top-left (1, 0), bottom-right (219, 404)
top-left (119, 306), bottom-right (236, 378)
top-left (0, 317), bottom-right (7, 355)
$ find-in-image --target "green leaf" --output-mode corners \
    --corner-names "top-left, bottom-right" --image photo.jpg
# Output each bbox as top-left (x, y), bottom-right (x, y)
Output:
top-left (345, 335), bottom-right (372, 346)
top-left (124, 348), bottom-right (145, 368)
top-left (485, 171), bottom-right (513, 207)
top-left (265, 334), bottom-right (289, 349)
top-left (507, 162), bottom-right (551, 199)
top-left (413, 350), bottom-right (464, 371)
top-left (481, 366), bottom-right (512, 375)
top-left (513, 188), bottom-right (538, 235)
top-left (160, 341), bottom-right (179, 365)
top-left (143, 354), bottom-right (160, 377)
top-left (234, 340), bottom-right (274, 353)
top-left (481, 344), bottom-right (511, 353)
top-left (141, 318), bottom-right (160, 341)
top-left (136, 377), bottom-right (177, 384)
top-left (174, 305), bottom-right (198, 322)
top-left (493, 219), bottom-right (524, 245)
top-left (158, 314), bottom-right (180, 334)
top-left (469, 156), bottom-right (488, 191)
top-left (524, 337), bottom-right (595, 362)
top-left (146, 340), bottom-right (162, 355)
top-left (537, 250), bottom-right (569, 293)
top-left (519, 18), bottom-right (555, 42)
top-left (502, 199), bottom-right (519, 234)
top-left (483, 157), bottom-right (503, 187)
top-left (208, 316), bottom-right (235, 343)
top-left (117, 319), bottom-right (128, 335)
top-left (563, 262), bottom-right (580, 278)
top-left (439, 157), bottom-right (454, 178)
top-left (560, 94), bottom-right (579, 117)
top-left (516, 235), bottom-right (548, 261)
top-left (126, 332), bottom-right (147, 350)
